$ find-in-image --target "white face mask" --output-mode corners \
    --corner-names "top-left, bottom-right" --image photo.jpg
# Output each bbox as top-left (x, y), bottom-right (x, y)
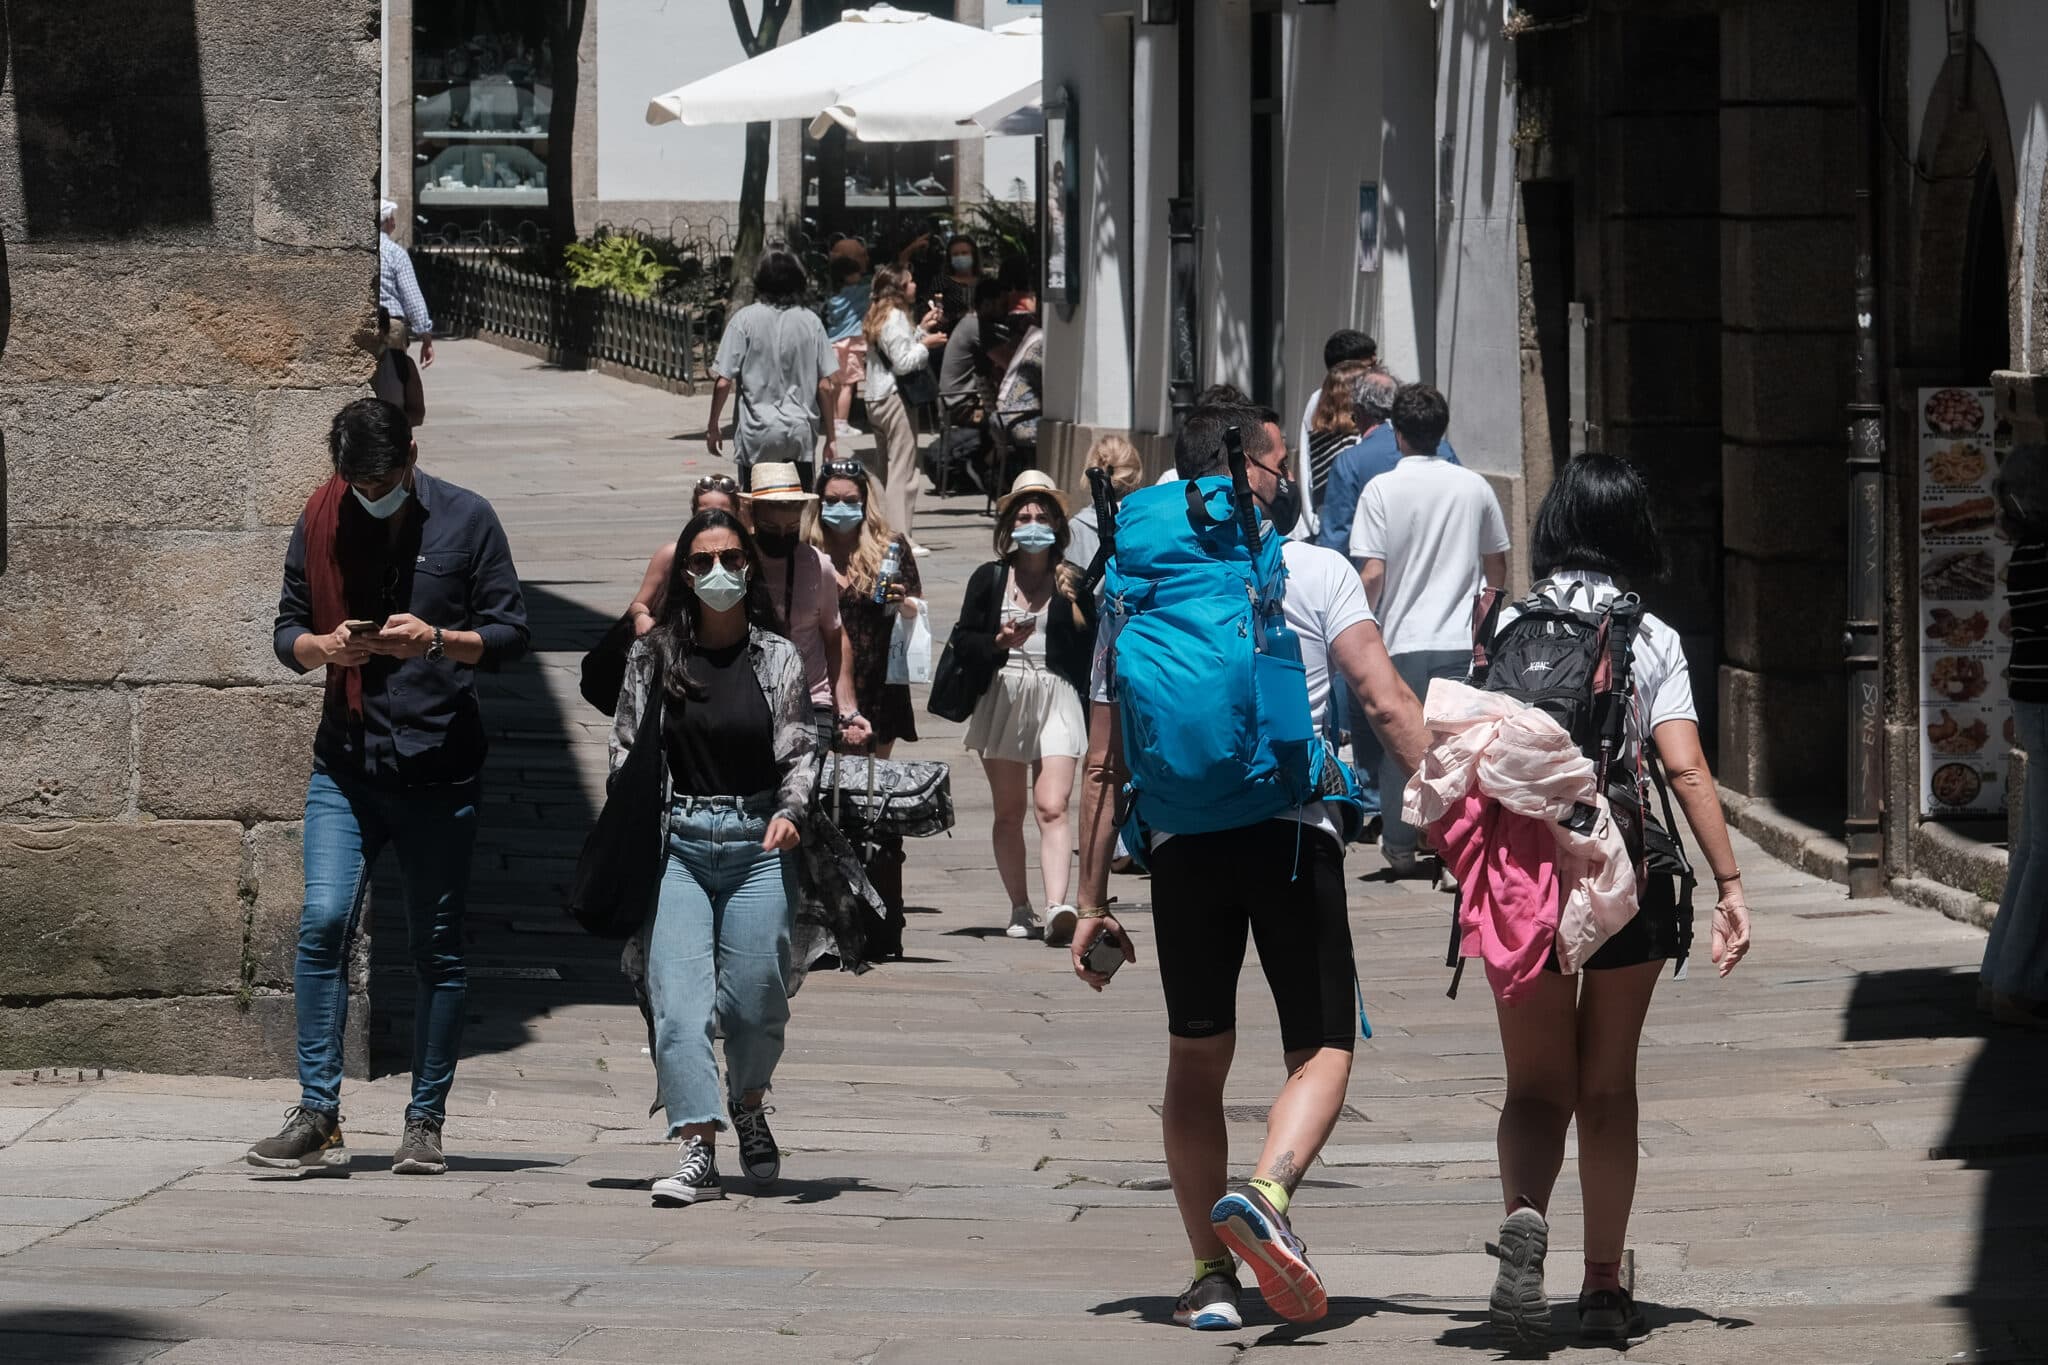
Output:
top-left (353, 482), bottom-right (411, 519)
top-left (690, 564), bottom-right (749, 613)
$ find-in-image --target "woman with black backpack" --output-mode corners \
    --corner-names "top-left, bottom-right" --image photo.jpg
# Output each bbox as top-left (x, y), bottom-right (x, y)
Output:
top-left (1472, 454), bottom-right (1752, 1347)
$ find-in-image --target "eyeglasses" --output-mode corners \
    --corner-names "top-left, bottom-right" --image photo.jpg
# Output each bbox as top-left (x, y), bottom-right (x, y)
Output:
top-left (821, 492), bottom-right (865, 508)
top-left (685, 549), bottom-right (748, 575)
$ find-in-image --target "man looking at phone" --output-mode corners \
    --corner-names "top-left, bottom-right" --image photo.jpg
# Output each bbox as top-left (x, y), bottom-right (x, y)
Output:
top-left (1071, 405), bottom-right (1427, 1331)
top-left (251, 398), bottom-right (529, 1179)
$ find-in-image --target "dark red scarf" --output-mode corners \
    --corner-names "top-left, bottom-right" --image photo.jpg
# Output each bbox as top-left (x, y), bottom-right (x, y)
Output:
top-left (302, 475), bottom-right (413, 721)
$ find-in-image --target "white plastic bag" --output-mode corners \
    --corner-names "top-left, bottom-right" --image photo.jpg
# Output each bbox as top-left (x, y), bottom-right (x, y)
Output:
top-left (887, 599), bottom-right (932, 685)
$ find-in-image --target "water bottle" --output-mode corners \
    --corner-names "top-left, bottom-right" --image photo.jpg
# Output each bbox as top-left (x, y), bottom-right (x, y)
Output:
top-left (872, 541), bottom-right (902, 605)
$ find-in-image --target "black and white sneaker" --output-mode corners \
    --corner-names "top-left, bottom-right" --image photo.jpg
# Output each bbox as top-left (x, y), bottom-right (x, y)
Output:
top-left (1486, 1205), bottom-right (1552, 1347)
top-left (392, 1116), bottom-right (448, 1175)
top-left (245, 1106), bottom-right (349, 1176)
top-left (1173, 1267), bottom-right (1244, 1330)
top-left (729, 1101), bottom-right (782, 1189)
top-left (651, 1135), bottom-right (725, 1207)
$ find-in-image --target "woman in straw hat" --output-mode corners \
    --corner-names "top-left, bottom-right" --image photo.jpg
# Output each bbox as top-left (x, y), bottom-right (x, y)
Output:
top-left (745, 462), bottom-right (870, 751)
top-left (954, 470), bottom-right (1097, 944)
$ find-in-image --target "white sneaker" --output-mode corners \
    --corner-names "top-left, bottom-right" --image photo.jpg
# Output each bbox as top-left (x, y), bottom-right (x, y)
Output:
top-left (835, 421), bottom-right (858, 442)
top-left (1043, 904), bottom-right (1079, 947)
top-left (651, 1135), bottom-right (725, 1207)
top-left (910, 543), bottom-right (932, 558)
top-left (1005, 904), bottom-right (1042, 939)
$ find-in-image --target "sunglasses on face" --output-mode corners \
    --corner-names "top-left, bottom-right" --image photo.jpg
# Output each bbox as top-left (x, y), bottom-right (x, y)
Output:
top-left (686, 549), bottom-right (748, 575)
top-left (821, 492), bottom-right (864, 509)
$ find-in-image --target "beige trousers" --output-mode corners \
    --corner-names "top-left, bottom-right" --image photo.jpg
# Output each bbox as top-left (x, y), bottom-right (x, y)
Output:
top-left (866, 388), bottom-right (920, 541)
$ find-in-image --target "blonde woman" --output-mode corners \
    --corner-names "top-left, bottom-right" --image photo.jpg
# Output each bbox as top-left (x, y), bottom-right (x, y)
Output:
top-left (862, 265), bottom-right (946, 549)
top-left (1064, 434), bottom-right (1145, 573)
top-left (955, 471), bottom-right (1098, 944)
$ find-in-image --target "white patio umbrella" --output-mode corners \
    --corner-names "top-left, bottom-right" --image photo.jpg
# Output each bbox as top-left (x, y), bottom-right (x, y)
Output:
top-left (807, 17), bottom-right (1041, 143)
top-left (645, 4), bottom-right (989, 127)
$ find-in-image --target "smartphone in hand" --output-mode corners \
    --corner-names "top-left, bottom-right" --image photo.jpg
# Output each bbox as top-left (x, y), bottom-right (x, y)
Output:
top-left (340, 619), bottom-right (384, 636)
top-left (1082, 931), bottom-right (1127, 982)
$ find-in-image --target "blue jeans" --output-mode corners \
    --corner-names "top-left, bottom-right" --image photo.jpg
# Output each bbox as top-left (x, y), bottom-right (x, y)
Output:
top-left (1380, 649), bottom-right (1472, 857)
top-left (1983, 701), bottom-right (2048, 1000)
top-left (296, 768), bottom-right (479, 1124)
top-left (646, 802), bottom-right (798, 1136)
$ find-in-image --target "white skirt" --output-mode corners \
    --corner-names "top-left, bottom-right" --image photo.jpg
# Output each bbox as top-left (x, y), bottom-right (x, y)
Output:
top-left (963, 660), bottom-right (1087, 763)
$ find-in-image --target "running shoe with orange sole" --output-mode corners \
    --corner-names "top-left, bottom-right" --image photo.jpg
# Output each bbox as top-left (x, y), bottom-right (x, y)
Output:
top-left (1210, 1185), bottom-right (1328, 1323)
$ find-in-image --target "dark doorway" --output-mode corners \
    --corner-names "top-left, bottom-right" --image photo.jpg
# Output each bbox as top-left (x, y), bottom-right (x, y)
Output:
top-left (1959, 154), bottom-right (2012, 383)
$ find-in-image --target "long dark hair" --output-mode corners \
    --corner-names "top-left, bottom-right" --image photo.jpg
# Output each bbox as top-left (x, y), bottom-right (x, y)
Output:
top-left (1532, 453), bottom-right (1667, 584)
top-left (652, 510), bottom-right (784, 702)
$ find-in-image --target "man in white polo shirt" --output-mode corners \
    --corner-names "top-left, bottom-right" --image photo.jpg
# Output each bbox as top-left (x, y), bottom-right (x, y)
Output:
top-left (1351, 383), bottom-right (1510, 878)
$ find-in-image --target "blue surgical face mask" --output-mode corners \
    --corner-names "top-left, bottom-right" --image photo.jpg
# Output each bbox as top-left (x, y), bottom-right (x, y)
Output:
top-left (1011, 522), bottom-right (1057, 553)
top-left (690, 564), bottom-right (749, 613)
top-left (820, 501), bottom-right (865, 532)
top-left (951, 253), bottom-right (976, 273)
top-left (352, 481), bottom-right (411, 519)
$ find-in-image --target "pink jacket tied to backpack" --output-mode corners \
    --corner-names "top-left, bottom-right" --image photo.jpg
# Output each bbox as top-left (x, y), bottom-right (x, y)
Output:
top-left (1402, 679), bottom-right (1639, 1002)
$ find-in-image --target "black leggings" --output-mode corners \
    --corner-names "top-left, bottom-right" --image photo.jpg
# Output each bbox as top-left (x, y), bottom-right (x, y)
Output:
top-left (1147, 820), bottom-right (1358, 1053)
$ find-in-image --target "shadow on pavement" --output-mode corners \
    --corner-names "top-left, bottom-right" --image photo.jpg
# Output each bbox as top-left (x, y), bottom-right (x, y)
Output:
top-left (1843, 968), bottom-right (2048, 1361)
top-left (0, 1308), bottom-right (185, 1364)
top-left (1433, 1301), bottom-right (1745, 1356)
top-left (366, 582), bottom-right (634, 1075)
top-left (1091, 1292), bottom-right (1450, 1334)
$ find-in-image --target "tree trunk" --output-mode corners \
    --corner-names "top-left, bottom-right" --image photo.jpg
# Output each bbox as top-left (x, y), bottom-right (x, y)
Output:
top-left (547, 0), bottom-right (590, 269)
top-left (727, 0), bottom-right (793, 301)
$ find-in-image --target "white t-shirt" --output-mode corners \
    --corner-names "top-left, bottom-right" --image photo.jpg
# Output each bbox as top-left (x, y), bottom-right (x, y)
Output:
top-left (1352, 455), bottom-right (1512, 655)
top-left (1091, 539), bottom-right (1376, 842)
top-left (1500, 571), bottom-right (1698, 741)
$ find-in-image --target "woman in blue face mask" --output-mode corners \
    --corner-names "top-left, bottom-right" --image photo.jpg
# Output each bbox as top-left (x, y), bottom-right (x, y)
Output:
top-left (610, 508), bottom-right (816, 1208)
top-left (954, 469), bottom-right (1098, 945)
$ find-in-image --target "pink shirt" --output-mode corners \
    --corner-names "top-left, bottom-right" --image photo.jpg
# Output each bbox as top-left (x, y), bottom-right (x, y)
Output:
top-left (763, 546), bottom-right (839, 707)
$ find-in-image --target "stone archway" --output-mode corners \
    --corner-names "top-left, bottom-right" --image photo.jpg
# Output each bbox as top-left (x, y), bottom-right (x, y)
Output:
top-left (1906, 42), bottom-right (2017, 372)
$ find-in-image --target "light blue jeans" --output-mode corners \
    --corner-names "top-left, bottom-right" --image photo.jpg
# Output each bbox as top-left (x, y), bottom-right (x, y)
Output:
top-left (646, 801), bottom-right (798, 1136)
top-left (1982, 701), bottom-right (2048, 1001)
top-left (1380, 649), bottom-right (1473, 858)
top-left (295, 768), bottom-right (478, 1124)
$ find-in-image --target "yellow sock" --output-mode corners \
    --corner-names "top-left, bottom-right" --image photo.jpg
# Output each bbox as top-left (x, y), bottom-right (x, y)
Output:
top-left (1194, 1254), bottom-right (1234, 1282)
top-left (1248, 1176), bottom-right (1291, 1216)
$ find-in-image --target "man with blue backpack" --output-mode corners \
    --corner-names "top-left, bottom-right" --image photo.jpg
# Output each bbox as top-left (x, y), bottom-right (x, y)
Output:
top-left (1069, 404), bottom-right (1428, 1330)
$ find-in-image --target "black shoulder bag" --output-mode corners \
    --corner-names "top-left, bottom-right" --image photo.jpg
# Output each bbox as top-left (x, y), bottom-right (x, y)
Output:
top-left (927, 563), bottom-right (1009, 722)
top-left (568, 687), bottom-right (667, 939)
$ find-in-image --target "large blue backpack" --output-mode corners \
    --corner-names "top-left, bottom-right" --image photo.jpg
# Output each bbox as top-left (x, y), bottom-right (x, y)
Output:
top-left (1102, 467), bottom-right (1333, 850)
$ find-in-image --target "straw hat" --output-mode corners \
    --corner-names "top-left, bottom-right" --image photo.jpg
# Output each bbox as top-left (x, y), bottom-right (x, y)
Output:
top-left (995, 468), bottom-right (1069, 518)
top-left (743, 463), bottom-right (817, 502)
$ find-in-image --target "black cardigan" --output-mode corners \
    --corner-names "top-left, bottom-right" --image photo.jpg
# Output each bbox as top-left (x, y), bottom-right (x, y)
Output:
top-left (955, 559), bottom-right (1097, 706)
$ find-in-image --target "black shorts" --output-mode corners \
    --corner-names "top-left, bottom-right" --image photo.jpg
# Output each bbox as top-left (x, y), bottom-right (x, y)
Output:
top-left (1147, 819), bottom-right (1358, 1053)
top-left (1547, 869), bottom-right (1694, 972)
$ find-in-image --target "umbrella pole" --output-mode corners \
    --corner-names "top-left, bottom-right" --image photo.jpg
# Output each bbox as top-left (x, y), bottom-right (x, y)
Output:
top-left (887, 142), bottom-right (898, 220)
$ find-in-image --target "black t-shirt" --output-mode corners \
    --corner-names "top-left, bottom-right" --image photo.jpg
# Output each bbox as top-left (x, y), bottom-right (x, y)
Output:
top-left (663, 640), bottom-right (779, 797)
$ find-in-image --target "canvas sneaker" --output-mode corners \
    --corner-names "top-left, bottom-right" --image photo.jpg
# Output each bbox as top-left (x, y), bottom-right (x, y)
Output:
top-left (729, 1101), bottom-right (782, 1189)
top-left (1005, 904), bottom-right (1042, 939)
top-left (392, 1116), bottom-right (448, 1175)
top-left (1211, 1185), bottom-right (1328, 1323)
top-left (651, 1135), bottom-right (725, 1207)
top-left (245, 1106), bottom-right (349, 1176)
top-left (1173, 1267), bottom-right (1244, 1330)
top-left (1486, 1205), bottom-right (1553, 1346)
top-left (1043, 904), bottom-right (1079, 947)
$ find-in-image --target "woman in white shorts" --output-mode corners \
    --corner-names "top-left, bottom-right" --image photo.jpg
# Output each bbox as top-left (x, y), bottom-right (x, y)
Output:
top-left (954, 471), bottom-right (1097, 943)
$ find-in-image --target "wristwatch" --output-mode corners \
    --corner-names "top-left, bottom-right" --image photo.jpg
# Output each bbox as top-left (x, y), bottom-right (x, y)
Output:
top-left (427, 626), bottom-right (445, 661)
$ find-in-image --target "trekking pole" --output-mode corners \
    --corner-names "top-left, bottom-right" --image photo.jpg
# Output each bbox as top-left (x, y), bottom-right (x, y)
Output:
top-left (1222, 424), bottom-right (1261, 547)
top-left (1081, 464), bottom-right (1118, 594)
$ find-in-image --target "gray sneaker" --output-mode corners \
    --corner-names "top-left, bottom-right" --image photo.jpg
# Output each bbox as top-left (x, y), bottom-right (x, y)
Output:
top-left (1486, 1205), bottom-right (1553, 1346)
top-left (392, 1116), bottom-right (448, 1175)
top-left (246, 1106), bottom-right (349, 1176)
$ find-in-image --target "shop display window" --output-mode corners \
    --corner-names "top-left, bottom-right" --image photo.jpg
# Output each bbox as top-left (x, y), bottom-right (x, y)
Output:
top-left (414, 1), bottom-right (552, 224)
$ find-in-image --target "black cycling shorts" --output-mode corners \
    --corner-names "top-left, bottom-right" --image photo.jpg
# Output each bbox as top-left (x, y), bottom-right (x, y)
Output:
top-left (1146, 819), bottom-right (1358, 1053)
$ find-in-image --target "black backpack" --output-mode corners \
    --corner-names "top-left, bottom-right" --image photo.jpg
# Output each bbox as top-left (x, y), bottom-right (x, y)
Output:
top-left (1443, 581), bottom-right (1696, 992)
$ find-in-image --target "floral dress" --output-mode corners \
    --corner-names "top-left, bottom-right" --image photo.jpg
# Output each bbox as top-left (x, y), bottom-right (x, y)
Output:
top-left (835, 533), bottom-right (922, 747)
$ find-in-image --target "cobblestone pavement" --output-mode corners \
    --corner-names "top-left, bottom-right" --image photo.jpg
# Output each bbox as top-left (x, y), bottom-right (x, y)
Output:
top-left (3, 342), bottom-right (2043, 1363)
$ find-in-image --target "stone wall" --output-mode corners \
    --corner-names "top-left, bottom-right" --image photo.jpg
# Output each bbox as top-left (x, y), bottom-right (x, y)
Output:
top-left (0, 1), bottom-right (379, 1075)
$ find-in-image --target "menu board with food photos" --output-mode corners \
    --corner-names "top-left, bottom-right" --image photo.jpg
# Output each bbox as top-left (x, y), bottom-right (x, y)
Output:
top-left (1918, 385), bottom-right (2011, 817)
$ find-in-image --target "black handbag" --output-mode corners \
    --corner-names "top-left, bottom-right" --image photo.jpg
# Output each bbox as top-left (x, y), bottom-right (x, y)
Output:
top-left (927, 567), bottom-right (1006, 722)
top-left (579, 612), bottom-right (637, 716)
top-left (568, 688), bottom-right (667, 939)
top-left (896, 358), bottom-right (940, 408)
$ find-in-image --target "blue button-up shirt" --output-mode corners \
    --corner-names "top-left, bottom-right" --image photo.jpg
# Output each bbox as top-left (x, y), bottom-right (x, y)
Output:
top-left (1315, 425), bottom-right (1461, 560)
top-left (379, 232), bottom-right (434, 336)
top-left (275, 471), bottom-right (529, 787)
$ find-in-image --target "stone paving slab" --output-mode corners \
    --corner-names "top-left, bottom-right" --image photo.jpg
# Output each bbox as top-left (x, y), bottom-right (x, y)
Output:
top-left (4, 342), bottom-right (2044, 1364)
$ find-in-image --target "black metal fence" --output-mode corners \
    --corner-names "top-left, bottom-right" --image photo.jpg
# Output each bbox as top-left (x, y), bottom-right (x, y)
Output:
top-left (411, 250), bottom-right (708, 388)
